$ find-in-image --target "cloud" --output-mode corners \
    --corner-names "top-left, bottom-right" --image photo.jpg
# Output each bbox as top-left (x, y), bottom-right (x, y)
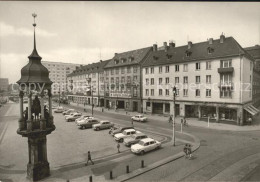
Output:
top-left (0, 22), bottom-right (57, 37)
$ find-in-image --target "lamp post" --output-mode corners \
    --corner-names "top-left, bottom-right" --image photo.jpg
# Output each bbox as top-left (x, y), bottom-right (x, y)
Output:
top-left (86, 78), bottom-right (94, 116)
top-left (58, 87), bottom-right (60, 106)
top-left (172, 86), bottom-right (176, 146)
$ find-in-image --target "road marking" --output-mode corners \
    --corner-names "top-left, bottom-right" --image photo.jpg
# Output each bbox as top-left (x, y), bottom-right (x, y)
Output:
top-left (0, 122), bottom-right (8, 145)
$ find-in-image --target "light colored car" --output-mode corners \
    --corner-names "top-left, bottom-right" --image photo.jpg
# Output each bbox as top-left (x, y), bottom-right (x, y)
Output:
top-left (124, 133), bottom-right (148, 147)
top-left (54, 106), bottom-right (64, 113)
top-left (66, 113), bottom-right (82, 122)
top-left (77, 118), bottom-right (99, 129)
top-left (110, 126), bottom-right (134, 136)
top-left (131, 138), bottom-right (161, 155)
top-left (131, 115), bottom-right (147, 122)
top-left (114, 129), bottom-right (141, 143)
top-left (63, 109), bottom-right (75, 115)
top-left (75, 115), bottom-right (94, 124)
top-left (93, 120), bottom-right (114, 131)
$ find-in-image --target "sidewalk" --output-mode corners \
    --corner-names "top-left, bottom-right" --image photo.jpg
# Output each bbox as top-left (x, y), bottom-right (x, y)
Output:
top-left (66, 102), bottom-right (260, 131)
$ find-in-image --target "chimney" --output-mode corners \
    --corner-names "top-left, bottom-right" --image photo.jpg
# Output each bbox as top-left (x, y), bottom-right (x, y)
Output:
top-left (209, 38), bottom-right (213, 44)
top-left (153, 44), bottom-right (158, 51)
top-left (188, 41), bottom-right (192, 49)
top-left (220, 33), bottom-right (225, 43)
top-left (163, 42), bottom-right (168, 52)
top-left (169, 41), bottom-right (175, 48)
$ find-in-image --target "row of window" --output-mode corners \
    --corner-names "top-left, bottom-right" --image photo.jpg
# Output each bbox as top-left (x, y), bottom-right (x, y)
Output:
top-left (109, 76), bottom-right (138, 83)
top-left (145, 88), bottom-right (232, 98)
top-left (145, 75), bottom-right (212, 85)
top-left (108, 66), bottom-right (138, 75)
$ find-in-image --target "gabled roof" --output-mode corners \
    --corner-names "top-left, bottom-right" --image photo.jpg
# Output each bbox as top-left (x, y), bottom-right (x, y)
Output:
top-left (244, 45), bottom-right (260, 59)
top-left (104, 47), bottom-right (152, 68)
top-left (142, 37), bottom-right (252, 67)
top-left (67, 59), bottom-right (110, 77)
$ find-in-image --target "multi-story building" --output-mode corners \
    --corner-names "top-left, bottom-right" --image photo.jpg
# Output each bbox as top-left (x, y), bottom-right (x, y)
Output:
top-left (67, 60), bottom-right (110, 107)
top-left (42, 61), bottom-right (80, 95)
top-left (104, 47), bottom-right (152, 112)
top-left (0, 78), bottom-right (9, 92)
top-left (245, 45), bottom-right (260, 107)
top-left (142, 34), bottom-right (258, 125)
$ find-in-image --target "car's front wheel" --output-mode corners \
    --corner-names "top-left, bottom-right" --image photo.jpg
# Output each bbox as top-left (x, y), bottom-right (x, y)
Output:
top-left (119, 138), bottom-right (123, 143)
top-left (140, 150), bottom-right (145, 155)
top-left (96, 127), bottom-right (100, 131)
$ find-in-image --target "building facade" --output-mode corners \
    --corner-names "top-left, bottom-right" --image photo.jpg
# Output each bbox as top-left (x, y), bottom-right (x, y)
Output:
top-left (104, 47), bottom-right (152, 112)
top-left (245, 45), bottom-right (260, 107)
top-left (67, 60), bottom-right (110, 107)
top-left (142, 35), bottom-right (258, 125)
top-left (42, 61), bottom-right (80, 95)
top-left (0, 78), bottom-right (9, 92)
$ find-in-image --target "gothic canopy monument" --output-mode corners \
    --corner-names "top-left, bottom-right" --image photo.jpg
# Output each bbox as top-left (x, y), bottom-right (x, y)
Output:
top-left (16, 13), bottom-right (56, 181)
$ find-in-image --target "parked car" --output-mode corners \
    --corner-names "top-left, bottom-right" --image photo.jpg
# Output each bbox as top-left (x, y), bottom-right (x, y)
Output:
top-left (131, 115), bottom-right (147, 122)
top-left (66, 113), bottom-right (82, 122)
top-left (54, 106), bottom-right (64, 113)
top-left (63, 109), bottom-right (75, 115)
top-left (64, 111), bottom-right (81, 119)
top-left (77, 118), bottom-right (99, 129)
top-left (123, 133), bottom-right (148, 147)
top-left (110, 126), bottom-right (134, 136)
top-left (93, 120), bottom-right (114, 131)
top-left (114, 129), bottom-right (141, 143)
top-left (131, 138), bottom-right (161, 155)
top-left (75, 115), bottom-right (94, 124)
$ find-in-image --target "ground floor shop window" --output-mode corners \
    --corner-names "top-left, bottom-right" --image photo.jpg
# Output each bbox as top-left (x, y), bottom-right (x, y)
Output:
top-left (201, 106), bottom-right (216, 118)
top-left (165, 103), bottom-right (170, 113)
top-left (126, 102), bottom-right (129, 109)
top-left (219, 108), bottom-right (237, 121)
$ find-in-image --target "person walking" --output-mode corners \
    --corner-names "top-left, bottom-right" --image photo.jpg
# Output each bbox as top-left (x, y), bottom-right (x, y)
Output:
top-left (183, 144), bottom-right (188, 158)
top-left (85, 151), bottom-right (94, 166)
top-left (117, 142), bottom-right (120, 153)
top-left (131, 119), bottom-right (134, 126)
top-left (187, 144), bottom-right (192, 159)
top-left (168, 115), bottom-right (173, 123)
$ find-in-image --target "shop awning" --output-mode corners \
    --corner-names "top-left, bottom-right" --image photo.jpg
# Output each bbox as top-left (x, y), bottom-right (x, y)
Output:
top-left (244, 105), bottom-right (259, 116)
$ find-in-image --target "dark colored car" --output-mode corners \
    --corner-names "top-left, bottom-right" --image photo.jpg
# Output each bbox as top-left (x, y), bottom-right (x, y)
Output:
top-left (110, 126), bottom-right (134, 136)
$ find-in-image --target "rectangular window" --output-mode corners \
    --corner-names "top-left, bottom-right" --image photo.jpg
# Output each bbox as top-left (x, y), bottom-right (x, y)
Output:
top-left (133, 66), bottom-right (138, 73)
top-left (159, 78), bottom-right (163, 85)
top-left (159, 66), bottom-right (162, 73)
top-left (206, 89), bottom-right (211, 97)
top-left (183, 76), bottom-right (188, 84)
top-left (175, 65), bottom-right (179, 72)
top-left (166, 89), bottom-right (169, 96)
top-left (165, 66), bottom-right (170, 73)
top-left (146, 78), bottom-right (149, 85)
top-left (159, 89), bottom-right (163, 96)
top-left (121, 67), bottom-right (125, 74)
top-left (196, 76), bottom-right (200, 84)
top-left (206, 75), bottom-right (211, 83)
top-left (220, 74), bottom-right (232, 84)
top-left (116, 77), bottom-right (119, 83)
top-left (115, 68), bottom-right (119, 74)
top-left (220, 88), bottom-right (232, 98)
top-left (166, 77), bottom-right (169, 84)
top-left (127, 66), bottom-right (131, 73)
top-left (151, 78), bottom-right (154, 85)
top-left (196, 89), bottom-right (200, 97)
top-left (221, 59), bottom-right (232, 68)
top-left (196, 62), bottom-right (200, 70)
top-left (145, 89), bottom-right (149, 96)
top-left (111, 77), bottom-right (114, 83)
top-left (151, 89), bottom-right (154, 96)
top-left (150, 67), bottom-right (154, 74)
top-left (183, 89), bottom-right (188, 96)
top-left (133, 76), bottom-right (137, 82)
top-left (145, 68), bottom-right (149, 74)
top-left (206, 61), bottom-right (211, 70)
top-left (127, 76), bottom-right (131, 83)
top-left (111, 69), bottom-right (114, 75)
top-left (183, 64), bottom-right (188, 72)
top-left (121, 77), bottom-right (125, 83)
top-left (175, 77), bottom-right (179, 84)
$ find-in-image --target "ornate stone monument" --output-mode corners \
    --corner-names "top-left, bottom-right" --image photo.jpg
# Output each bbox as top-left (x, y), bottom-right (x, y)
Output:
top-left (16, 13), bottom-right (56, 181)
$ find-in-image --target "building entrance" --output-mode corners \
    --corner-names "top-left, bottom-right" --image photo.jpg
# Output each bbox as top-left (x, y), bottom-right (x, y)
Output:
top-left (152, 103), bottom-right (163, 114)
top-left (133, 101), bottom-right (138, 112)
top-left (117, 100), bottom-right (125, 109)
top-left (185, 105), bottom-right (198, 118)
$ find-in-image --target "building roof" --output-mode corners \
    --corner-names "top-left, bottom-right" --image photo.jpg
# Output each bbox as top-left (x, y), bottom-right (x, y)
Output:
top-left (244, 45), bottom-right (260, 59)
top-left (142, 36), bottom-right (253, 67)
top-left (67, 59), bottom-right (110, 77)
top-left (104, 47), bottom-right (152, 69)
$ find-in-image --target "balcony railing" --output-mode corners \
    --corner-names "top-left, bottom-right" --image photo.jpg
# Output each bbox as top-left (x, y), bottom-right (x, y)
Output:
top-left (218, 67), bottom-right (234, 73)
top-left (218, 82), bottom-right (234, 88)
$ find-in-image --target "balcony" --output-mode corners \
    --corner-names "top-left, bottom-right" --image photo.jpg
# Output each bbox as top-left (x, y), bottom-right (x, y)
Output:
top-left (218, 82), bottom-right (234, 89)
top-left (218, 67), bottom-right (234, 73)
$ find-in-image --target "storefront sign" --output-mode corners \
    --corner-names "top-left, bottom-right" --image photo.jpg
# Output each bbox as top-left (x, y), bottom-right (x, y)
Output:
top-left (110, 93), bottom-right (131, 98)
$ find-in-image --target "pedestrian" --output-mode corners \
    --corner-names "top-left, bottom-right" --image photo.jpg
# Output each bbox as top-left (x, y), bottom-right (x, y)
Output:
top-left (168, 115), bottom-right (173, 123)
top-left (183, 116), bottom-right (187, 126)
top-left (131, 119), bottom-right (134, 126)
top-left (187, 144), bottom-right (192, 159)
top-left (109, 127), bottom-right (113, 134)
top-left (117, 142), bottom-right (120, 153)
top-left (183, 144), bottom-right (188, 158)
top-left (248, 116), bottom-right (252, 125)
top-left (85, 151), bottom-right (94, 166)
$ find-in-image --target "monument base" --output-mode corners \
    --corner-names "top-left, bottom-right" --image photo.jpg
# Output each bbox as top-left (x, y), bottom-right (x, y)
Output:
top-left (27, 162), bottom-right (50, 181)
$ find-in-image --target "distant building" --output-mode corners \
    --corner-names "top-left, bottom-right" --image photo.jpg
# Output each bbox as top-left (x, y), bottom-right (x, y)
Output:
top-left (244, 45), bottom-right (260, 72)
top-left (42, 61), bottom-right (80, 95)
top-left (142, 35), bottom-right (258, 125)
top-left (67, 60), bottom-right (110, 107)
top-left (104, 47), bottom-right (152, 112)
top-left (0, 78), bottom-right (9, 92)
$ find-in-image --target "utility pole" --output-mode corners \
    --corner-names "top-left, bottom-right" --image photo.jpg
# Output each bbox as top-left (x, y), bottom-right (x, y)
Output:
top-left (91, 85), bottom-right (94, 116)
top-left (58, 87), bottom-right (61, 106)
top-left (172, 86), bottom-right (176, 146)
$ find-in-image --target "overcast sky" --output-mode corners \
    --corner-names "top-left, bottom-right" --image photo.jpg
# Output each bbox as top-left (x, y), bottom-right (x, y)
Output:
top-left (0, 1), bottom-right (260, 83)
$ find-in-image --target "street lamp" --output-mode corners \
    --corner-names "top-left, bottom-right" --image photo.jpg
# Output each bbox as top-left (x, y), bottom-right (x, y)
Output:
top-left (86, 78), bottom-right (94, 116)
top-left (58, 87), bottom-right (61, 106)
top-left (172, 86), bottom-right (176, 146)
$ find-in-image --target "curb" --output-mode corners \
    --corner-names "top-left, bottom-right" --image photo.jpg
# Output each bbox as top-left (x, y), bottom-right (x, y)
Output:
top-left (116, 131), bottom-right (201, 182)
